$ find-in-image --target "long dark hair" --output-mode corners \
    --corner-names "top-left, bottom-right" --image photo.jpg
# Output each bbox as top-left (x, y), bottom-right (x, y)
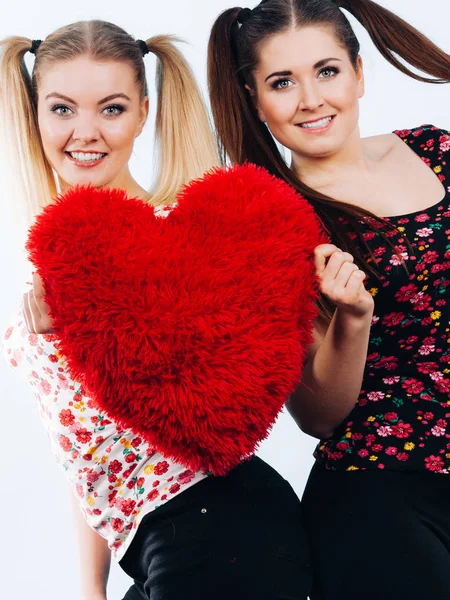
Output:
top-left (208, 0), bottom-right (450, 318)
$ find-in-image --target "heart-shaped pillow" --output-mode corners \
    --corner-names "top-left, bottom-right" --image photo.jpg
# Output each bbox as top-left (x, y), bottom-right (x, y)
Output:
top-left (27, 163), bottom-right (325, 475)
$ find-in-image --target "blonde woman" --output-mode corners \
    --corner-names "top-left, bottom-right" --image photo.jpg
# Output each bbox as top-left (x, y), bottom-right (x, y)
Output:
top-left (1, 20), bottom-right (312, 600)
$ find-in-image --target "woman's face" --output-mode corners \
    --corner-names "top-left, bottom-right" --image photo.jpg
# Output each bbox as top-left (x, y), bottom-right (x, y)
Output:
top-left (37, 56), bottom-right (148, 190)
top-left (251, 25), bottom-right (364, 160)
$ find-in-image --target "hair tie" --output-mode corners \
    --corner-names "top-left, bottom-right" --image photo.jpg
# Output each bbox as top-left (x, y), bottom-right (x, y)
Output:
top-left (237, 8), bottom-right (253, 25)
top-left (136, 39), bottom-right (150, 57)
top-left (30, 39), bottom-right (42, 55)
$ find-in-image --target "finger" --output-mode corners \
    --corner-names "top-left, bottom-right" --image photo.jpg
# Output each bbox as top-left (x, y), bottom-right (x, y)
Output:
top-left (22, 293), bottom-right (35, 333)
top-left (27, 289), bottom-right (41, 333)
top-left (343, 269), bottom-right (367, 296)
top-left (320, 251), bottom-right (354, 283)
top-left (333, 262), bottom-right (360, 290)
top-left (314, 244), bottom-right (340, 275)
top-left (33, 272), bottom-right (46, 299)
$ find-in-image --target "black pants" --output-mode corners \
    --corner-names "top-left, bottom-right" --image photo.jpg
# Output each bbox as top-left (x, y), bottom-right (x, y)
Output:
top-left (302, 466), bottom-right (450, 599)
top-left (120, 456), bottom-right (311, 600)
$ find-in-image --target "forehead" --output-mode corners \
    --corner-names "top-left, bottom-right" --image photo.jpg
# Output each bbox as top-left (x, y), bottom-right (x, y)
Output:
top-left (38, 56), bottom-right (139, 100)
top-left (256, 25), bottom-right (348, 73)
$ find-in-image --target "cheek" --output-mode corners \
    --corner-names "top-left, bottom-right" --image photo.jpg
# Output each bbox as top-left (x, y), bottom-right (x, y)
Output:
top-left (103, 115), bottom-right (140, 150)
top-left (261, 93), bottom-right (298, 125)
top-left (38, 116), bottom-right (71, 155)
top-left (327, 78), bottom-right (360, 112)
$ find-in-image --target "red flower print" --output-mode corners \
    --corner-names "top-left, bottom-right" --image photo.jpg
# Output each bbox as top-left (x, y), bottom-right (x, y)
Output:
top-left (48, 354), bottom-right (59, 363)
top-left (4, 327), bottom-right (13, 340)
top-left (395, 284), bottom-right (418, 302)
top-left (131, 437), bottom-right (142, 448)
top-left (147, 489), bottom-right (159, 502)
top-left (137, 477), bottom-right (145, 487)
top-left (385, 447), bottom-right (398, 456)
top-left (111, 518), bottom-right (124, 533)
top-left (391, 422), bottom-right (413, 439)
top-left (425, 456), bottom-right (444, 472)
top-left (402, 379), bottom-right (424, 394)
top-left (75, 428), bottom-right (93, 445)
top-left (59, 435), bottom-right (72, 452)
top-left (154, 461), bottom-right (170, 476)
top-left (109, 460), bottom-right (123, 474)
top-left (382, 313), bottom-right (404, 327)
top-left (178, 470), bottom-right (196, 485)
top-left (86, 471), bottom-right (100, 484)
top-left (125, 453), bottom-right (137, 464)
top-left (59, 409), bottom-right (75, 427)
top-left (384, 412), bottom-right (398, 422)
top-left (169, 483), bottom-right (181, 494)
top-left (422, 250), bottom-right (439, 264)
top-left (396, 453), bottom-right (409, 462)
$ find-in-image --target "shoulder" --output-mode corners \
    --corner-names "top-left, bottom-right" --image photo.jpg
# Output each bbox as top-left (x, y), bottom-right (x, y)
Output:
top-left (393, 124), bottom-right (450, 152)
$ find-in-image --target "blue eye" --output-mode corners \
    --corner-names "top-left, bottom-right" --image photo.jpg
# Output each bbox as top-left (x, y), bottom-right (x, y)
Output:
top-left (102, 105), bottom-right (125, 116)
top-left (271, 78), bottom-right (293, 90)
top-left (51, 104), bottom-right (73, 116)
top-left (318, 67), bottom-right (339, 79)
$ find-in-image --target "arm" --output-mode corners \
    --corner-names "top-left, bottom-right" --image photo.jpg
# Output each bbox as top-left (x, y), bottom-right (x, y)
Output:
top-left (21, 278), bottom-right (111, 599)
top-left (69, 492), bottom-right (111, 600)
top-left (287, 244), bottom-right (374, 439)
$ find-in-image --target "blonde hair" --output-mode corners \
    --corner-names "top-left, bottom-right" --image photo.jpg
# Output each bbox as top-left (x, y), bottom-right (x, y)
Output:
top-left (0, 20), bottom-right (218, 224)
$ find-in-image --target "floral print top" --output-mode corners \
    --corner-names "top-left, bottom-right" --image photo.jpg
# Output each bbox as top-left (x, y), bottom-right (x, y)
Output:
top-left (2, 203), bottom-right (207, 561)
top-left (316, 125), bottom-right (450, 474)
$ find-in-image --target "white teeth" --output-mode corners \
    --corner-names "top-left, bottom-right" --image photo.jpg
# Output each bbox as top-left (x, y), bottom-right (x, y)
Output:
top-left (69, 152), bottom-right (106, 162)
top-left (300, 117), bottom-right (332, 129)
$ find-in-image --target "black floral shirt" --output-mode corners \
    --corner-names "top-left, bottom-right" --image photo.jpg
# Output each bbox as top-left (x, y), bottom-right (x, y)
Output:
top-left (316, 125), bottom-right (450, 474)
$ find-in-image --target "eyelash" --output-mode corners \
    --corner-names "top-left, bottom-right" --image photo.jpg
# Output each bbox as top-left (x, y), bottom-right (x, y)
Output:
top-left (271, 66), bottom-right (340, 89)
top-left (50, 104), bottom-right (126, 117)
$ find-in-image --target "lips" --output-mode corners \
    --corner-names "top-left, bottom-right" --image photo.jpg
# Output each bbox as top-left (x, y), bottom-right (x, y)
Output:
top-left (298, 116), bottom-right (335, 129)
top-left (65, 151), bottom-right (108, 167)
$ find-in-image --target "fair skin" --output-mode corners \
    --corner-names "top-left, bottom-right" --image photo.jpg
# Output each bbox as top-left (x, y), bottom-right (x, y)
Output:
top-left (23, 55), bottom-right (150, 600)
top-left (251, 25), bottom-right (446, 438)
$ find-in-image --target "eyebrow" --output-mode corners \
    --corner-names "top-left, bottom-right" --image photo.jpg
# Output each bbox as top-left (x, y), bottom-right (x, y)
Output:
top-left (264, 57), bottom-right (342, 82)
top-left (44, 92), bottom-right (132, 105)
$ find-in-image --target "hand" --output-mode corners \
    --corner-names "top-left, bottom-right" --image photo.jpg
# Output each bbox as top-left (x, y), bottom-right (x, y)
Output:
top-left (22, 272), bottom-right (54, 334)
top-left (314, 244), bottom-right (374, 319)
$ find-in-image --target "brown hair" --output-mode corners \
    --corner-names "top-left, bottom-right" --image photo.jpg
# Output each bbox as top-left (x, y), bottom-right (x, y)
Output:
top-left (208, 0), bottom-right (450, 318)
top-left (0, 20), bottom-right (218, 223)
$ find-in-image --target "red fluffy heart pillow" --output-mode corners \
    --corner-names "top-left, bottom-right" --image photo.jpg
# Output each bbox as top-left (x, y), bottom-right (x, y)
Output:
top-left (27, 163), bottom-right (325, 475)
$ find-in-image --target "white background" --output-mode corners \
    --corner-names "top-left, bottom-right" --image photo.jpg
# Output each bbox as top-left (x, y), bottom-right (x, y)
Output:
top-left (0, 0), bottom-right (448, 598)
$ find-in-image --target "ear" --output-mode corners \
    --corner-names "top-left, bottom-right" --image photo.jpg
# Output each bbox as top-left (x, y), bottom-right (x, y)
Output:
top-left (245, 84), bottom-right (266, 123)
top-left (136, 96), bottom-right (150, 138)
top-left (356, 55), bottom-right (365, 99)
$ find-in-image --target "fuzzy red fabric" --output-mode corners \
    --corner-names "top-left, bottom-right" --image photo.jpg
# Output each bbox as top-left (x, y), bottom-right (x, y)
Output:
top-left (27, 163), bottom-right (326, 475)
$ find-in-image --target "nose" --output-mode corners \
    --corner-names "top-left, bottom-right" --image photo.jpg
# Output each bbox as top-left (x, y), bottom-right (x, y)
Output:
top-left (72, 113), bottom-right (101, 145)
top-left (298, 81), bottom-right (324, 112)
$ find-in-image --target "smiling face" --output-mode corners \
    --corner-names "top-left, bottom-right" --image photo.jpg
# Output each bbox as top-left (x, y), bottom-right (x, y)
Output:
top-left (37, 56), bottom-right (148, 191)
top-left (251, 25), bottom-right (364, 160)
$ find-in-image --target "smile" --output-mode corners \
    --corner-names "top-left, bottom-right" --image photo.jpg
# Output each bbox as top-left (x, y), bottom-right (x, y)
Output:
top-left (298, 116), bottom-right (335, 131)
top-left (66, 151), bottom-right (108, 166)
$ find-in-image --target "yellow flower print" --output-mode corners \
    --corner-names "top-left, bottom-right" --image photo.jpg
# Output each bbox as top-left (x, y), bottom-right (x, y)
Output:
top-left (431, 311), bottom-right (441, 320)
top-left (434, 165), bottom-right (442, 173)
top-left (369, 288), bottom-right (379, 297)
top-left (346, 466), bottom-right (359, 471)
top-left (367, 416), bottom-right (375, 422)
top-left (87, 496), bottom-right (95, 507)
top-left (404, 442), bottom-right (415, 451)
top-left (369, 455), bottom-right (378, 461)
top-left (144, 465), bottom-right (154, 475)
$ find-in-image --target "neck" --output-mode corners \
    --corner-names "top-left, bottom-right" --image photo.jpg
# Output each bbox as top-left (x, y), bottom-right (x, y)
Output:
top-left (59, 166), bottom-right (148, 201)
top-left (291, 126), bottom-right (371, 193)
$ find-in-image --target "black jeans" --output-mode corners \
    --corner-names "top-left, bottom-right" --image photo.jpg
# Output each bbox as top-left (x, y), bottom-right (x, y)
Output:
top-left (120, 456), bottom-right (311, 600)
top-left (302, 465), bottom-right (450, 599)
